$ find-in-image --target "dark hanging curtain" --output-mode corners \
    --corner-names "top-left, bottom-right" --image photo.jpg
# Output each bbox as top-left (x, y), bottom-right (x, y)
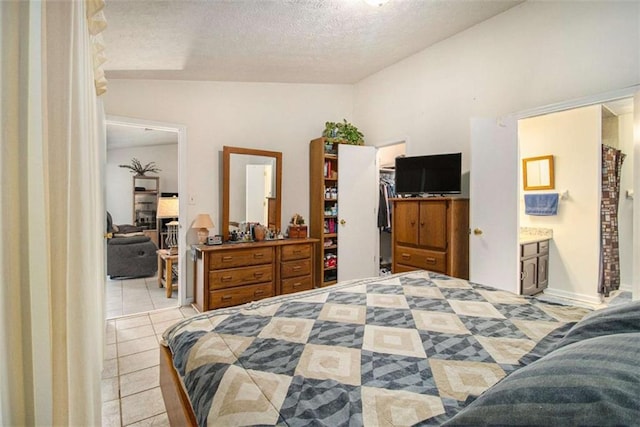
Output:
top-left (599, 145), bottom-right (626, 297)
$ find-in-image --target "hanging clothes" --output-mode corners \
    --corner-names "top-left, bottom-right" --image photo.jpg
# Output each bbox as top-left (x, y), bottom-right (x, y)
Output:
top-left (599, 145), bottom-right (626, 297)
top-left (378, 174), bottom-right (395, 230)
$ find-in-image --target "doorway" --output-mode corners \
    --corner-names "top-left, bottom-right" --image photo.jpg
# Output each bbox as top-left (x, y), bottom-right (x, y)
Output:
top-left (469, 87), bottom-right (639, 304)
top-left (518, 99), bottom-right (634, 302)
top-left (105, 116), bottom-right (183, 318)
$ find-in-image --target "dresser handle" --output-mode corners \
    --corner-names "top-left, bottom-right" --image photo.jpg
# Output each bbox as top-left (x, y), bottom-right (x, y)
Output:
top-left (254, 290), bottom-right (264, 296)
top-left (293, 282), bottom-right (302, 288)
top-left (292, 266), bottom-right (302, 271)
top-left (293, 249), bottom-right (302, 254)
top-left (254, 253), bottom-right (264, 258)
top-left (401, 253), bottom-right (410, 259)
top-left (221, 295), bottom-right (232, 301)
top-left (222, 256), bottom-right (233, 262)
top-left (221, 276), bottom-right (232, 282)
top-left (426, 257), bottom-right (436, 264)
top-left (254, 272), bottom-right (264, 278)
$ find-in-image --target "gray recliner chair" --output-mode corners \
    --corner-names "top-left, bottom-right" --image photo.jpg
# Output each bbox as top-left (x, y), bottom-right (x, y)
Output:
top-left (107, 212), bottom-right (158, 279)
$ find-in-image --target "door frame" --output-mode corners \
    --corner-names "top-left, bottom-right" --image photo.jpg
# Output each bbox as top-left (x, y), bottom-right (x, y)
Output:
top-left (491, 85), bottom-right (640, 302)
top-left (105, 115), bottom-right (189, 306)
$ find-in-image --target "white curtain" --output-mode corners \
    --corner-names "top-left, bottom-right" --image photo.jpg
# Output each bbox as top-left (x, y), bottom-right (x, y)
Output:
top-left (0, 0), bottom-right (106, 425)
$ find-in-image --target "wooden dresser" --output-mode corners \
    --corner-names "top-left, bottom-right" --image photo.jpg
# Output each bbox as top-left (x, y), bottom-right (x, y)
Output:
top-left (392, 197), bottom-right (469, 279)
top-left (194, 239), bottom-right (318, 312)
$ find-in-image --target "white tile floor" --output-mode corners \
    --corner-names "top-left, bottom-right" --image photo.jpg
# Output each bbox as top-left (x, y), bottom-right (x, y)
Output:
top-left (102, 305), bottom-right (198, 426)
top-left (106, 274), bottom-right (178, 318)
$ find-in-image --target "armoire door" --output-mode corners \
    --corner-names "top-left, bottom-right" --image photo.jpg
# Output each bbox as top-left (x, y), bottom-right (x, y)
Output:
top-left (337, 144), bottom-right (377, 281)
top-left (419, 200), bottom-right (447, 250)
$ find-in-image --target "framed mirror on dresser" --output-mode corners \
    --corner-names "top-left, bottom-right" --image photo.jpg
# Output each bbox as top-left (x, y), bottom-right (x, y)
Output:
top-left (193, 146), bottom-right (318, 313)
top-left (222, 146), bottom-right (282, 241)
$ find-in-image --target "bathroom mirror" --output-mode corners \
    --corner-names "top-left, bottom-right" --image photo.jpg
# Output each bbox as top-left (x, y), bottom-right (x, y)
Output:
top-left (522, 155), bottom-right (555, 190)
top-left (222, 146), bottom-right (282, 241)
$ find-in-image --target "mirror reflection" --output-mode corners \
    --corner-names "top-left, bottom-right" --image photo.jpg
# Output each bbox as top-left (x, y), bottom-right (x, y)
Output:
top-left (229, 153), bottom-right (276, 224)
top-left (523, 155), bottom-right (554, 190)
top-left (222, 146), bottom-right (282, 241)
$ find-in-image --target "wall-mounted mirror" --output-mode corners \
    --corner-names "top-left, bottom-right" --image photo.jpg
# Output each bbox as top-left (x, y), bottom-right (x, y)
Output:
top-left (222, 146), bottom-right (282, 241)
top-left (522, 155), bottom-right (555, 190)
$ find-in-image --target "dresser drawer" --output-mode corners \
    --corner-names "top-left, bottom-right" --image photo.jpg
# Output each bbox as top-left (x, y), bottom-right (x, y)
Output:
top-left (209, 264), bottom-right (273, 290)
top-left (395, 246), bottom-right (446, 273)
top-left (209, 282), bottom-right (274, 309)
top-left (281, 243), bottom-right (312, 261)
top-left (281, 258), bottom-right (311, 279)
top-left (209, 247), bottom-right (273, 270)
top-left (281, 276), bottom-right (313, 295)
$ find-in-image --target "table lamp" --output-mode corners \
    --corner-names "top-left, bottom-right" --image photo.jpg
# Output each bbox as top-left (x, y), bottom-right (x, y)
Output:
top-left (157, 196), bottom-right (179, 219)
top-left (192, 214), bottom-right (214, 244)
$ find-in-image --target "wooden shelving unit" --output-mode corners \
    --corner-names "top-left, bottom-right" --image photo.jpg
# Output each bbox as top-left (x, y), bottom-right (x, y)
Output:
top-left (133, 176), bottom-right (159, 246)
top-left (310, 137), bottom-right (340, 287)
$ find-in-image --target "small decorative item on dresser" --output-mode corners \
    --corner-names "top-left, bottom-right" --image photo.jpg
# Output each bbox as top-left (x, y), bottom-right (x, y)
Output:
top-left (253, 224), bottom-right (267, 241)
top-left (207, 235), bottom-right (223, 245)
top-left (192, 213), bottom-right (214, 244)
top-left (288, 213), bottom-right (307, 239)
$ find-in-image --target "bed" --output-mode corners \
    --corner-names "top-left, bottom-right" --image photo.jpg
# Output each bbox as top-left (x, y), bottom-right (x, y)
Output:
top-left (159, 270), bottom-right (640, 426)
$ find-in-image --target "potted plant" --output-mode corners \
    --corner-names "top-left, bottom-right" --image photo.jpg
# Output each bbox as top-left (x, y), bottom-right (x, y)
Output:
top-left (119, 158), bottom-right (161, 176)
top-left (322, 119), bottom-right (365, 146)
top-left (288, 213), bottom-right (307, 239)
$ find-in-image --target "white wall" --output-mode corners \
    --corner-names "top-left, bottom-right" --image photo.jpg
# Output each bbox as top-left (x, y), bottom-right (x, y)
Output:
top-left (104, 81), bottom-right (352, 235)
top-left (106, 144), bottom-right (178, 224)
top-left (519, 106), bottom-right (602, 302)
top-left (353, 1), bottom-right (638, 298)
top-left (353, 1), bottom-right (639, 172)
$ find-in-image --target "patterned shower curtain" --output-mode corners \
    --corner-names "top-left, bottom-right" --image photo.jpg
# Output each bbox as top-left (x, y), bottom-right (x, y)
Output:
top-left (599, 145), bottom-right (626, 297)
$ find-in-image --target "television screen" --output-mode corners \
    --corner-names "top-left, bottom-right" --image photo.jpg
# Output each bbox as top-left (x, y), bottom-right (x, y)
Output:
top-left (395, 153), bottom-right (461, 195)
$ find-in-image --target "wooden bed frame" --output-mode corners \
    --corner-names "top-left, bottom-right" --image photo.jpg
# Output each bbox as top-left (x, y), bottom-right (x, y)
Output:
top-left (160, 344), bottom-right (197, 426)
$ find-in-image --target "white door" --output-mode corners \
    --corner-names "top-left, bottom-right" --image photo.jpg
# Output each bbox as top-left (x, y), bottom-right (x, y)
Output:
top-left (246, 164), bottom-right (270, 223)
top-left (470, 117), bottom-right (519, 292)
top-left (338, 144), bottom-right (378, 281)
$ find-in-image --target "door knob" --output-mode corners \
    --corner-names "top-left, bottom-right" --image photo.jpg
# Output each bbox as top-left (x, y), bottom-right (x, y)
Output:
top-left (340, 219), bottom-right (346, 225)
top-left (473, 228), bottom-right (483, 235)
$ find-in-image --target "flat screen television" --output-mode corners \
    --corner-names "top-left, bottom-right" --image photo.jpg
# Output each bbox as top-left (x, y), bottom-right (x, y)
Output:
top-left (395, 153), bottom-right (462, 195)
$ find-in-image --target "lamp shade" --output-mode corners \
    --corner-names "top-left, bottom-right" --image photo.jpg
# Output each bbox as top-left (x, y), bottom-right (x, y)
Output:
top-left (157, 197), bottom-right (179, 218)
top-left (192, 214), bottom-right (214, 229)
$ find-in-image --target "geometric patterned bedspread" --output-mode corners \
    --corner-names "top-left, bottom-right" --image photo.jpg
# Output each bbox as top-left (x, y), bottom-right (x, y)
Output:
top-left (162, 271), bottom-right (590, 426)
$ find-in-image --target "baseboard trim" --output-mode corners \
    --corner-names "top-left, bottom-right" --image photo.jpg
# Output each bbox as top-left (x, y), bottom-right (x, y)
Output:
top-left (619, 283), bottom-right (632, 292)
top-left (541, 288), bottom-right (604, 308)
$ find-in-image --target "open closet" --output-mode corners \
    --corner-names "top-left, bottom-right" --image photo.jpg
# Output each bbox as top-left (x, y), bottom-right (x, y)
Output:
top-left (376, 142), bottom-right (405, 276)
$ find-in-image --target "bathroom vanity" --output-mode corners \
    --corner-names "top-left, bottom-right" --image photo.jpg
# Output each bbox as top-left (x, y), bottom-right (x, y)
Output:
top-left (519, 228), bottom-right (552, 296)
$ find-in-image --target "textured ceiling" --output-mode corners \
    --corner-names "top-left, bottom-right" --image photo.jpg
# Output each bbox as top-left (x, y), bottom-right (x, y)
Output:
top-left (104, 0), bottom-right (523, 84)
